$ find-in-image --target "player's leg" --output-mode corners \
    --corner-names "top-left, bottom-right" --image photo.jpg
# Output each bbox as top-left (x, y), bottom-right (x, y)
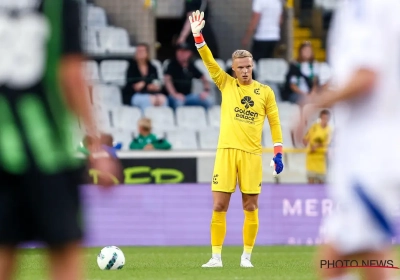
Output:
top-left (208, 191), bottom-right (231, 264)
top-left (26, 168), bottom-right (84, 280)
top-left (202, 149), bottom-right (236, 268)
top-left (238, 151), bottom-right (262, 268)
top-left (0, 170), bottom-right (23, 280)
top-left (48, 242), bottom-right (83, 280)
top-left (0, 247), bottom-right (17, 280)
top-left (240, 193), bottom-right (259, 268)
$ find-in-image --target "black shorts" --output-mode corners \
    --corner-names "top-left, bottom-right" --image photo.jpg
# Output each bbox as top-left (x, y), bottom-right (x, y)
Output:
top-left (0, 166), bottom-right (84, 248)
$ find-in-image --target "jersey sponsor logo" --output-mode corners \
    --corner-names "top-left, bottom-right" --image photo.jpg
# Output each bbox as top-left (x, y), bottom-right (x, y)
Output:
top-left (241, 96), bottom-right (254, 109)
top-left (212, 174), bottom-right (218, 184)
top-left (0, 10), bottom-right (49, 89)
top-left (234, 96), bottom-right (258, 124)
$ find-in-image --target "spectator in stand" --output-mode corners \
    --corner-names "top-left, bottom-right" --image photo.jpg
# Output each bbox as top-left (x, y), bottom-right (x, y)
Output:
top-left (122, 43), bottom-right (167, 111)
top-left (176, 0), bottom-right (219, 58)
top-left (164, 43), bottom-right (213, 110)
top-left (242, 0), bottom-right (284, 60)
top-left (129, 118), bottom-right (171, 150)
top-left (282, 41), bottom-right (320, 103)
top-left (303, 110), bottom-right (332, 184)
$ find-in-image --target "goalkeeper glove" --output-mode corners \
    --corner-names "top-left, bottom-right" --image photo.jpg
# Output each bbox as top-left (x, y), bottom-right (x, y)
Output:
top-left (270, 144), bottom-right (284, 177)
top-left (189, 10), bottom-right (206, 45)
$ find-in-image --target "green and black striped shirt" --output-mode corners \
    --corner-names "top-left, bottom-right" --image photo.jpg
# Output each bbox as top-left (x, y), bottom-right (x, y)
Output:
top-left (0, 0), bottom-right (82, 174)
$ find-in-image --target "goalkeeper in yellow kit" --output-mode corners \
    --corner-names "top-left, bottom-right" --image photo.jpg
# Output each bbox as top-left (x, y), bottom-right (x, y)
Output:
top-left (188, 11), bottom-right (284, 268)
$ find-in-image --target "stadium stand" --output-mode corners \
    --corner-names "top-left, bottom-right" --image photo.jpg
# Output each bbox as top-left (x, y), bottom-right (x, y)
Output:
top-left (198, 128), bottom-right (220, 150)
top-left (257, 58), bottom-right (288, 85)
top-left (86, 5), bottom-right (107, 28)
top-left (110, 106), bottom-right (142, 132)
top-left (166, 130), bottom-right (198, 150)
top-left (83, 60), bottom-right (101, 84)
top-left (176, 106), bottom-right (208, 130)
top-left (144, 107), bottom-right (176, 132)
top-left (207, 106), bottom-right (221, 128)
top-left (98, 27), bottom-right (136, 54)
top-left (100, 60), bottom-right (129, 86)
top-left (80, 2), bottom-right (333, 155)
top-left (194, 59), bottom-right (226, 82)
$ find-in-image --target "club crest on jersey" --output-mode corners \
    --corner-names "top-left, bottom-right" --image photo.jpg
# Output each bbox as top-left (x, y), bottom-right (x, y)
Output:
top-left (254, 88), bottom-right (260, 95)
top-left (241, 96), bottom-right (254, 109)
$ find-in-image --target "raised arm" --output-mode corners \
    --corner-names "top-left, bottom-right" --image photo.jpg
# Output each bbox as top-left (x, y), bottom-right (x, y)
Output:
top-left (189, 10), bottom-right (230, 90)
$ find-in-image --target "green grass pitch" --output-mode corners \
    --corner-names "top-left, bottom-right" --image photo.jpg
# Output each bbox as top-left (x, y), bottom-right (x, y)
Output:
top-left (14, 246), bottom-right (400, 280)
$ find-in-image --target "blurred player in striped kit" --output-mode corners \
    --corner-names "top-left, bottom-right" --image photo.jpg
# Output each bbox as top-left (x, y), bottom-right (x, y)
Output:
top-left (0, 1), bottom-right (121, 280)
top-left (296, 0), bottom-right (400, 279)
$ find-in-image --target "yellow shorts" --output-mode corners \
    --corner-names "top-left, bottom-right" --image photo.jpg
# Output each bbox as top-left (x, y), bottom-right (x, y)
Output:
top-left (212, 148), bottom-right (263, 194)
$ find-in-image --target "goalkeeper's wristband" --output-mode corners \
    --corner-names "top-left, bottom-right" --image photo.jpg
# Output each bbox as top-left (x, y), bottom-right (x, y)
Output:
top-left (274, 143), bottom-right (283, 155)
top-left (194, 34), bottom-right (206, 48)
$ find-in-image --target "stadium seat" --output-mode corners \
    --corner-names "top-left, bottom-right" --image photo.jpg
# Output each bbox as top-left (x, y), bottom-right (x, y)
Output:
top-left (194, 59), bottom-right (226, 81)
top-left (84, 29), bottom-right (102, 54)
top-left (111, 130), bottom-right (134, 150)
top-left (98, 27), bottom-right (136, 54)
top-left (258, 59), bottom-right (288, 84)
top-left (92, 104), bottom-right (113, 132)
top-left (151, 59), bottom-right (164, 84)
top-left (318, 62), bottom-right (332, 85)
top-left (277, 102), bottom-right (301, 126)
top-left (262, 126), bottom-right (273, 147)
top-left (266, 82), bottom-right (282, 102)
top-left (166, 130), bottom-right (198, 150)
top-left (281, 124), bottom-right (295, 148)
top-left (151, 129), bottom-right (166, 139)
top-left (176, 106), bottom-right (208, 129)
top-left (144, 107), bottom-right (176, 131)
top-left (92, 84), bottom-right (123, 107)
top-left (198, 128), bottom-right (219, 150)
top-left (111, 106), bottom-right (142, 131)
top-left (87, 5), bottom-right (107, 28)
top-left (83, 60), bottom-right (100, 83)
top-left (208, 106), bottom-right (221, 128)
top-left (100, 60), bottom-right (129, 87)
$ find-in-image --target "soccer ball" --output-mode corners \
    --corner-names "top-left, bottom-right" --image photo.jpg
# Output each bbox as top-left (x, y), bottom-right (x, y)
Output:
top-left (97, 246), bottom-right (125, 270)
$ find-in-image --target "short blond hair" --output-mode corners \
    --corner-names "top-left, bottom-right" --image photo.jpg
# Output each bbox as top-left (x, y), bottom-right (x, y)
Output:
top-left (232, 50), bottom-right (253, 60)
top-left (138, 117), bottom-right (152, 129)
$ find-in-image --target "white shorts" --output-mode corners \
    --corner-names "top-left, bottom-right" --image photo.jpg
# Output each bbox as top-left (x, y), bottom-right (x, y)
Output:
top-left (323, 149), bottom-right (400, 255)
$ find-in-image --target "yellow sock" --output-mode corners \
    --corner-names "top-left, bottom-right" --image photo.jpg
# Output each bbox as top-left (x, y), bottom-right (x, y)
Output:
top-left (211, 211), bottom-right (227, 256)
top-left (243, 209), bottom-right (259, 256)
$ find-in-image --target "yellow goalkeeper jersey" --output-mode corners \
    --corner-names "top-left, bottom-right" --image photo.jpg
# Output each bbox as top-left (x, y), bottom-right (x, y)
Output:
top-left (198, 45), bottom-right (283, 155)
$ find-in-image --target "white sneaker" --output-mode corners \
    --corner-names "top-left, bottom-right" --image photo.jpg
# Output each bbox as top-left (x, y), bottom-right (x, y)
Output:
top-left (201, 257), bottom-right (223, 268)
top-left (240, 257), bottom-right (254, 268)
